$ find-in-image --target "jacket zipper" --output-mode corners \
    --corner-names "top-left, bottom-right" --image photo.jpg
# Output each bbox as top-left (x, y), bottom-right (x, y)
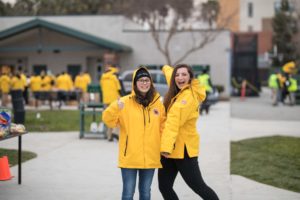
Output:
top-left (143, 108), bottom-right (146, 126)
top-left (142, 107), bottom-right (146, 167)
top-left (124, 135), bottom-right (128, 156)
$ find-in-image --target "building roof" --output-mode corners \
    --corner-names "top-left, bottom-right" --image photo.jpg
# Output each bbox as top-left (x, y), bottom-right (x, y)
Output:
top-left (0, 18), bottom-right (132, 52)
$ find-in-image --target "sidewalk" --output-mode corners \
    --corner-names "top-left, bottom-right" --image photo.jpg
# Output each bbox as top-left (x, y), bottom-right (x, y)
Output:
top-left (0, 97), bottom-right (299, 199)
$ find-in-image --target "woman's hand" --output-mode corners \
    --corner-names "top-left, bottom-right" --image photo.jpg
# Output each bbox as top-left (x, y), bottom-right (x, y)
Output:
top-left (117, 98), bottom-right (124, 110)
top-left (161, 152), bottom-right (170, 158)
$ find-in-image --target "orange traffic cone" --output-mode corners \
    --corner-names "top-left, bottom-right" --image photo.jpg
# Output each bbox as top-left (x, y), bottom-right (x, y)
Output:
top-left (0, 156), bottom-right (13, 181)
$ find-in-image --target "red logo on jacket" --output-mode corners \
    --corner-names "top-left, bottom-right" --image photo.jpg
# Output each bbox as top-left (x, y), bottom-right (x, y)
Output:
top-left (153, 108), bottom-right (159, 115)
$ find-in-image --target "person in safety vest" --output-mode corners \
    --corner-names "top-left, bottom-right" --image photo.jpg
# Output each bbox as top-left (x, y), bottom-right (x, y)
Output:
top-left (102, 66), bottom-right (165, 200)
top-left (286, 74), bottom-right (298, 106)
top-left (100, 65), bottom-right (122, 142)
top-left (158, 64), bottom-right (219, 200)
top-left (197, 68), bottom-right (213, 114)
top-left (268, 70), bottom-right (281, 106)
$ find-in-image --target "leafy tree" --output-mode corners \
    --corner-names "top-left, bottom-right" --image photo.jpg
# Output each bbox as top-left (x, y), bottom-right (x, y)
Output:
top-left (272, 0), bottom-right (298, 66)
top-left (0, 1), bottom-right (13, 16)
top-left (6, 0), bottom-right (121, 16)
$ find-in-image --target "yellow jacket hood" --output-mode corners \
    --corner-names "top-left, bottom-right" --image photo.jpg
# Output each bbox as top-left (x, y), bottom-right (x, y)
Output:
top-left (162, 65), bottom-right (206, 103)
top-left (100, 71), bottom-right (121, 104)
top-left (130, 66), bottom-right (153, 95)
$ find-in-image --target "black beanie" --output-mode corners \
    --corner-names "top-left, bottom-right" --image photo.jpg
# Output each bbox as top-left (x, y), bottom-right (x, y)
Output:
top-left (134, 68), bottom-right (151, 84)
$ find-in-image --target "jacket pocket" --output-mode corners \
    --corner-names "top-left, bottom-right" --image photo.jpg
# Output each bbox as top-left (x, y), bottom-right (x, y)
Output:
top-left (124, 136), bottom-right (128, 156)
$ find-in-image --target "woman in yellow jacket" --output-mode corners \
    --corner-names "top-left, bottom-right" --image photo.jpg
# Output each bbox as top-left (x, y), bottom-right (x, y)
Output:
top-left (103, 67), bottom-right (165, 200)
top-left (159, 64), bottom-right (219, 200)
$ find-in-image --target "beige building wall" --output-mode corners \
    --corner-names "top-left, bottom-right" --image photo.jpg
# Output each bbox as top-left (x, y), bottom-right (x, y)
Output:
top-left (240, 0), bottom-right (276, 32)
top-left (217, 0), bottom-right (240, 32)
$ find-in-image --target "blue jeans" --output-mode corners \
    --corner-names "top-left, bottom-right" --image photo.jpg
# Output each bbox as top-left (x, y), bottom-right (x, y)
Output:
top-left (121, 168), bottom-right (155, 200)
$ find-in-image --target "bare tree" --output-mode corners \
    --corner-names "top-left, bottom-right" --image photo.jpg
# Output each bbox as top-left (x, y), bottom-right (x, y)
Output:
top-left (121, 0), bottom-right (233, 65)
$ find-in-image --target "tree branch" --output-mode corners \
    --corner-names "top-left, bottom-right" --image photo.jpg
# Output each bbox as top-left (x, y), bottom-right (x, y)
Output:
top-left (174, 31), bottom-right (220, 65)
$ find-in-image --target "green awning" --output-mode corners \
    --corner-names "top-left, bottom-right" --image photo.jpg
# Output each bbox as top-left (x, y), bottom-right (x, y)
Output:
top-left (0, 18), bottom-right (132, 52)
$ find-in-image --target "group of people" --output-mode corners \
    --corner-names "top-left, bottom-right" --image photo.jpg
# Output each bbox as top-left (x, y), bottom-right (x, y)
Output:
top-left (0, 67), bottom-right (93, 109)
top-left (103, 64), bottom-right (219, 200)
top-left (268, 61), bottom-right (298, 106)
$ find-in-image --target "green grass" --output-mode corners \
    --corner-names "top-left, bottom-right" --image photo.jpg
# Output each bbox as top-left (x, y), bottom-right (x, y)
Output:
top-left (0, 148), bottom-right (37, 167)
top-left (231, 136), bottom-right (300, 192)
top-left (25, 110), bottom-right (102, 132)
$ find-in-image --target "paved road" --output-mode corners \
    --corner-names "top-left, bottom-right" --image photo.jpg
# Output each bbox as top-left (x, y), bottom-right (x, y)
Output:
top-left (231, 87), bottom-right (300, 121)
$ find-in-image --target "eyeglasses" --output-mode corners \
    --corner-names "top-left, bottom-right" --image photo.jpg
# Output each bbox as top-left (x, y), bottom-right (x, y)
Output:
top-left (137, 79), bottom-right (151, 84)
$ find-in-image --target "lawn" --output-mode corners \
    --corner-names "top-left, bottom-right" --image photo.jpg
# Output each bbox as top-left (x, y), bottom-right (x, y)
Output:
top-left (0, 148), bottom-right (37, 167)
top-left (231, 136), bottom-right (300, 192)
top-left (24, 110), bottom-right (102, 132)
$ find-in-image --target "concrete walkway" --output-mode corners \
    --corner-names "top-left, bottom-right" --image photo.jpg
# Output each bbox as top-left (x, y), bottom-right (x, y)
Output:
top-left (0, 94), bottom-right (299, 199)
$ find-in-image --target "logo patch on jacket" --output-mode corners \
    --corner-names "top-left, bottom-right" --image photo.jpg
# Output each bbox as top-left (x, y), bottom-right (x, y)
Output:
top-left (153, 108), bottom-right (159, 115)
top-left (181, 100), bottom-right (187, 105)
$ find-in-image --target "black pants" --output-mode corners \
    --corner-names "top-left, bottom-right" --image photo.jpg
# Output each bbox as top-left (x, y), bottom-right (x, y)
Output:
top-left (158, 149), bottom-right (219, 200)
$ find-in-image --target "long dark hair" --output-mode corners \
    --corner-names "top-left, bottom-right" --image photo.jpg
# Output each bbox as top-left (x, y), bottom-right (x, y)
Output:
top-left (133, 75), bottom-right (156, 107)
top-left (163, 64), bottom-right (194, 111)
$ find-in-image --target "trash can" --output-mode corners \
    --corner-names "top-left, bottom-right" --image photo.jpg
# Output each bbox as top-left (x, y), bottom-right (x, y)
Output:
top-left (79, 102), bottom-right (105, 139)
top-left (11, 90), bottom-right (25, 124)
top-left (87, 84), bottom-right (102, 103)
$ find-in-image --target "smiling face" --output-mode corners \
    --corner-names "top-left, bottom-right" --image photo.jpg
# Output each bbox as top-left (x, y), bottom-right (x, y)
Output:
top-left (175, 67), bottom-right (191, 89)
top-left (136, 77), bottom-right (151, 95)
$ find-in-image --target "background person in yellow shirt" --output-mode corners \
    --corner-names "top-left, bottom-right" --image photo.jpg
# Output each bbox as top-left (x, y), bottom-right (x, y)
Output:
top-left (11, 71), bottom-right (26, 92)
top-left (56, 71), bottom-right (73, 109)
top-left (40, 70), bottom-right (54, 109)
top-left (17, 67), bottom-right (28, 105)
top-left (29, 72), bottom-right (42, 108)
top-left (0, 72), bottom-right (11, 107)
top-left (74, 71), bottom-right (90, 103)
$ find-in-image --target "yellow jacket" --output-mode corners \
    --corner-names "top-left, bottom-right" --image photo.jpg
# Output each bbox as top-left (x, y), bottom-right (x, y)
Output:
top-left (161, 65), bottom-right (206, 158)
top-left (56, 74), bottom-right (73, 91)
top-left (30, 76), bottom-right (42, 92)
top-left (0, 75), bottom-right (11, 93)
top-left (103, 67), bottom-right (166, 169)
top-left (11, 76), bottom-right (25, 91)
top-left (75, 75), bottom-right (89, 92)
top-left (100, 71), bottom-right (121, 104)
top-left (41, 76), bottom-right (53, 91)
top-left (83, 73), bottom-right (91, 85)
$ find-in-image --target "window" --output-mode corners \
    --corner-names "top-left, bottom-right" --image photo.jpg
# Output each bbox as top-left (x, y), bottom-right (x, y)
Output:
top-left (33, 65), bottom-right (47, 76)
top-left (248, 2), bottom-right (253, 18)
top-left (67, 64), bottom-right (81, 80)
